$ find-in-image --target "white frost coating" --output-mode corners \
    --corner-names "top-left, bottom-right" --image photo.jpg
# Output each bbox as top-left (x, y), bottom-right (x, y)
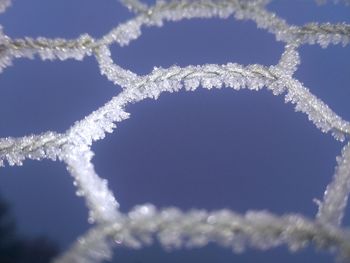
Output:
top-left (0, 0), bottom-right (348, 74)
top-left (94, 45), bottom-right (140, 88)
top-left (0, 32), bottom-right (95, 72)
top-left (296, 23), bottom-right (350, 48)
top-left (60, 145), bottom-right (120, 224)
top-left (269, 76), bottom-right (350, 141)
top-left (53, 224), bottom-right (116, 263)
top-left (275, 43), bottom-right (300, 77)
top-left (0, 0), bottom-right (10, 13)
top-left (0, 132), bottom-right (66, 166)
top-left (0, 0), bottom-right (350, 262)
top-left (317, 142), bottom-right (350, 226)
top-left (118, 0), bottom-right (148, 13)
top-left (54, 205), bottom-right (350, 263)
top-left (68, 61), bottom-right (350, 143)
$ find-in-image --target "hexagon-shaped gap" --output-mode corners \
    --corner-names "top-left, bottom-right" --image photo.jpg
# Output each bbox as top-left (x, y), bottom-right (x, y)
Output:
top-left (93, 88), bottom-right (341, 218)
top-left (110, 18), bottom-right (284, 75)
top-left (0, 57), bottom-right (117, 138)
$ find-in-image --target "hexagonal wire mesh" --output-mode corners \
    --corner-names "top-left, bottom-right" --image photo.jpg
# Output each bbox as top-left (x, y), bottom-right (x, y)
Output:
top-left (0, 0), bottom-right (350, 262)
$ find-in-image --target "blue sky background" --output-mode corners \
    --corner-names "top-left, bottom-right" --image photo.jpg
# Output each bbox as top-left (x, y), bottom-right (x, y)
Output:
top-left (0, 0), bottom-right (350, 262)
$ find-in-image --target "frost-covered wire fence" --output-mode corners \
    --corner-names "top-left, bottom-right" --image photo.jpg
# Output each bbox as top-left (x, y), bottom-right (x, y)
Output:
top-left (0, 0), bottom-right (350, 262)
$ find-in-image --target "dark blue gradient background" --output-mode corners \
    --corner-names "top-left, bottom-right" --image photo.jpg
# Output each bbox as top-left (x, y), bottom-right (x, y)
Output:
top-left (0, 0), bottom-right (350, 262)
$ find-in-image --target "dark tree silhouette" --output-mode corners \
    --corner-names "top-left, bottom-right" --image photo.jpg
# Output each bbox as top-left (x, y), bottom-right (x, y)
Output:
top-left (0, 196), bottom-right (60, 263)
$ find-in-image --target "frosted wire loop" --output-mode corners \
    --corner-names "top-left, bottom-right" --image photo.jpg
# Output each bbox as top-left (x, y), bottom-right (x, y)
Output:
top-left (0, 0), bottom-right (350, 262)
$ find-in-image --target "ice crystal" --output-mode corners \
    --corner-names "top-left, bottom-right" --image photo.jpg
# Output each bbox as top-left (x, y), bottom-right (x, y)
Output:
top-left (0, 0), bottom-right (350, 262)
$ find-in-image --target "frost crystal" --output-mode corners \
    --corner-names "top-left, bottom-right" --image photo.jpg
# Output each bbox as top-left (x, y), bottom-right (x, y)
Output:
top-left (1, 0), bottom-right (350, 262)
